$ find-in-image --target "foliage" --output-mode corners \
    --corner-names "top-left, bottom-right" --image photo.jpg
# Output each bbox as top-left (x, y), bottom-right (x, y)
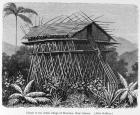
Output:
top-left (117, 73), bottom-right (138, 105)
top-left (88, 81), bottom-right (121, 108)
top-left (42, 76), bottom-right (73, 101)
top-left (64, 93), bottom-right (88, 108)
top-left (2, 72), bottom-right (11, 105)
top-left (2, 46), bottom-right (138, 108)
top-left (97, 84), bottom-right (120, 108)
top-left (2, 53), bottom-right (10, 74)
top-left (2, 46), bottom-right (31, 83)
top-left (132, 62), bottom-right (138, 73)
top-left (106, 48), bottom-right (128, 77)
top-left (8, 80), bottom-right (50, 106)
top-left (50, 93), bottom-right (62, 107)
top-left (129, 62), bottom-right (138, 83)
top-left (116, 59), bottom-right (128, 77)
top-left (15, 72), bottom-right (25, 86)
top-left (87, 73), bottom-right (138, 108)
top-left (2, 50), bottom-right (29, 105)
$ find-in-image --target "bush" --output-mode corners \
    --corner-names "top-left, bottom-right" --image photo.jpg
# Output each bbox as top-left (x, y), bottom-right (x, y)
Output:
top-left (8, 80), bottom-right (50, 106)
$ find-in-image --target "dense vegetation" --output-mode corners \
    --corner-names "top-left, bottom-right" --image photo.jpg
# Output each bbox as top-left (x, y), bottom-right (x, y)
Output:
top-left (2, 46), bottom-right (138, 108)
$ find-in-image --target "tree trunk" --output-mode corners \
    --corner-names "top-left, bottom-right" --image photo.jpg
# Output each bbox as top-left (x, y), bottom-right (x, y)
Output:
top-left (15, 16), bottom-right (17, 51)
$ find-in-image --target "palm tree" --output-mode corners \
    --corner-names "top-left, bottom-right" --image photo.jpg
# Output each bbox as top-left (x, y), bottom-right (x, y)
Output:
top-left (117, 73), bottom-right (138, 105)
top-left (8, 80), bottom-right (50, 106)
top-left (3, 2), bottom-right (38, 50)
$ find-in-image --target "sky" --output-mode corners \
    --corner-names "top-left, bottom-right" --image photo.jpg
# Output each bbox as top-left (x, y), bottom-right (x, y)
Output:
top-left (3, 2), bottom-right (138, 46)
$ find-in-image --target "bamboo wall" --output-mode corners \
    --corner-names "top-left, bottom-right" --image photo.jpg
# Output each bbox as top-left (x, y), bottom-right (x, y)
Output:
top-left (27, 40), bottom-right (106, 90)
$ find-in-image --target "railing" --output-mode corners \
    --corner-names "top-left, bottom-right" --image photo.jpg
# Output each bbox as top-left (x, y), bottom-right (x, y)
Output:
top-left (22, 38), bottom-right (119, 45)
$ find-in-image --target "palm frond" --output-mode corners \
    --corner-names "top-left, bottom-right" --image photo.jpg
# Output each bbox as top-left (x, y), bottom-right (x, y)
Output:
top-left (4, 2), bottom-right (17, 13)
top-left (3, 6), bottom-right (16, 17)
top-left (102, 90), bottom-right (116, 106)
top-left (23, 80), bottom-right (34, 94)
top-left (19, 8), bottom-right (38, 15)
top-left (18, 14), bottom-right (33, 25)
top-left (128, 94), bottom-right (133, 104)
top-left (103, 88), bottom-right (110, 102)
top-left (8, 98), bottom-right (19, 106)
top-left (131, 89), bottom-right (138, 98)
top-left (128, 82), bottom-right (134, 88)
top-left (108, 83), bottom-right (114, 101)
top-left (111, 89), bottom-right (124, 103)
top-left (120, 90), bottom-right (128, 101)
top-left (11, 84), bottom-right (23, 93)
top-left (130, 81), bottom-right (138, 91)
top-left (115, 89), bottom-right (125, 95)
top-left (9, 93), bottom-right (23, 99)
top-left (34, 97), bottom-right (50, 103)
top-left (50, 95), bottom-right (62, 107)
top-left (3, 7), bottom-right (13, 12)
top-left (7, 2), bottom-right (16, 9)
top-left (4, 10), bottom-right (14, 17)
top-left (26, 92), bottom-right (46, 97)
top-left (17, 6), bottom-right (25, 13)
top-left (24, 96), bottom-right (37, 104)
top-left (118, 73), bottom-right (128, 88)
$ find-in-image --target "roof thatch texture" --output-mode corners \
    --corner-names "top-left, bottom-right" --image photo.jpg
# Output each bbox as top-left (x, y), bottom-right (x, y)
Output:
top-left (23, 12), bottom-right (116, 42)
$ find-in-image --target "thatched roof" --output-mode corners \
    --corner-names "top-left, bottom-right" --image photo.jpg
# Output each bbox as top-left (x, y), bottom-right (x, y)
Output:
top-left (23, 22), bottom-right (89, 38)
top-left (23, 12), bottom-right (116, 42)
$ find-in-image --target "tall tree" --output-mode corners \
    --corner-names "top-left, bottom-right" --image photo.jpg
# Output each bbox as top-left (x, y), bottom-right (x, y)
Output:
top-left (3, 2), bottom-right (38, 50)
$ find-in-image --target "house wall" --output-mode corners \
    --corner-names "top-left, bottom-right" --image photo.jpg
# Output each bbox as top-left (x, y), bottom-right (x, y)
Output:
top-left (73, 27), bottom-right (93, 50)
top-left (74, 27), bottom-right (87, 39)
top-left (87, 23), bottom-right (110, 61)
top-left (91, 23), bottom-right (111, 42)
top-left (73, 23), bottom-right (111, 50)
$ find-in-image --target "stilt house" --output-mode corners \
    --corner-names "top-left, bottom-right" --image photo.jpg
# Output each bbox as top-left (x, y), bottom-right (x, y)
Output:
top-left (22, 12), bottom-right (118, 90)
